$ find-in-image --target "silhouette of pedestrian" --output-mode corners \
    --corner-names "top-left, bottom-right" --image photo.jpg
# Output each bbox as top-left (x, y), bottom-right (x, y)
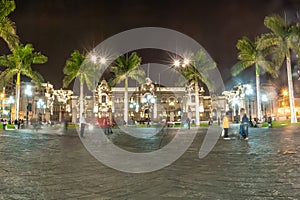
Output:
top-left (241, 114), bottom-right (249, 140)
top-left (186, 117), bottom-right (190, 129)
top-left (222, 112), bottom-right (230, 140)
top-left (80, 113), bottom-right (86, 138)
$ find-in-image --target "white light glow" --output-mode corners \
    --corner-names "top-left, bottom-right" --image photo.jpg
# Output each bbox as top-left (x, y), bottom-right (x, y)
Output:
top-left (91, 55), bottom-right (97, 64)
top-left (100, 57), bottom-right (107, 64)
top-left (173, 60), bottom-right (180, 67)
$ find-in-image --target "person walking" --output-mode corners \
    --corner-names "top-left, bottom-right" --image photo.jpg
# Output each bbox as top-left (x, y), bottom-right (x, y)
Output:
top-left (186, 117), bottom-right (191, 129)
top-left (80, 113), bottom-right (86, 138)
top-left (241, 113), bottom-right (249, 140)
top-left (107, 116), bottom-right (113, 134)
top-left (222, 112), bottom-right (230, 140)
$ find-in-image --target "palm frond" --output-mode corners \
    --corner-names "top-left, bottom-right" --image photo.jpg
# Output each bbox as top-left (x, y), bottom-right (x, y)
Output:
top-left (128, 69), bottom-right (146, 84)
top-left (0, 17), bottom-right (18, 50)
top-left (22, 69), bottom-right (44, 88)
top-left (0, 69), bottom-right (16, 88)
top-left (264, 14), bottom-right (286, 37)
top-left (256, 33), bottom-right (280, 50)
top-left (0, 54), bottom-right (15, 67)
top-left (231, 61), bottom-right (254, 76)
top-left (257, 59), bottom-right (278, 78)
top-left (0, 0), bottom-right (15, 20)
top-left (109, 52), bottom-right (143, 86)
top-left (63, 73), bottom-right (77, 88)
top-left (32, 52), bottom-right (48, 64)
top-left (62, 50), bottom-right (86, 88)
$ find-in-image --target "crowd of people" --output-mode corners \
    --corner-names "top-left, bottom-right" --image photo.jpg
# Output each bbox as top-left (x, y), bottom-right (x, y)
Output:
top-left (1, 118), bottom-right (24, 130)
top-left (221, 112), bottom-right (273, 141)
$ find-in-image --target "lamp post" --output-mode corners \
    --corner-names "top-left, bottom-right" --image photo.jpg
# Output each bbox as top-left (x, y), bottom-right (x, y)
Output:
top-left (37, 98), bottom-right (45, 123)
top-left (90, 54), bottom-right (106, 117)
top-left (8, 96), bottom-right (14, 122)
top-left (173, 57), bottom-right (202, 126)
top-left (25, 85), bottom-right (32, 127)
top-left (261, 94), bottom-right (268, 122)
top-left (142, 93), bottom-right (156, 127)
top-left (245, 85), bottom-right (253, 122)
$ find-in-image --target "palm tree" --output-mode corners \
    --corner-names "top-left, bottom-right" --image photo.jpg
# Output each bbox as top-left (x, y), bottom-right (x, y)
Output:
top-left (63, 50), bottom-right (94, 123)
top-left (180, 50), bottom-right (217, 126)
top-left (257, 14), bottom-right (300, 123)
top-left (0, 0), bottom-right (19, 50)
top-left (231, 36), bottom-right (278, 121)
top-left (0, 43), bottom-right (47, 120)
top-left (109, 52), bottom-right (145, 124)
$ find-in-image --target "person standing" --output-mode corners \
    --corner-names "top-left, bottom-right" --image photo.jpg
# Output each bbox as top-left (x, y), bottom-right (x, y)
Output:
top-left (241, 114), bottom-right (249, 140)
top-left (107, 116), bottom-right (113, 134)
top-left (80, 113), bottom-right (86, 138)
top-left (267, 116), bottom-right (272, 128)
top-left (222, 112), bottom-right (230, 140)
top-left (186, 117), bottom-right (190, 129)
top-left (14, 119), bottom-right (18, 130)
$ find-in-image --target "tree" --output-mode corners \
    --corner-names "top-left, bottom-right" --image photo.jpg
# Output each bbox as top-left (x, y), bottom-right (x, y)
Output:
top-left (257, 14), bottom-right (300, 123)
top-left (109, 52), bottom-right (145, 124)
top-left (180, 50), bottom-right (217, 126)
top-left (231, 36), bottom-right (278, 121)
top-left (0, 0), bottom-right (19, 50)
top-left (63, 50), bottom-right (94, 123)
top-left (0, 43), bottom-right (47, 120)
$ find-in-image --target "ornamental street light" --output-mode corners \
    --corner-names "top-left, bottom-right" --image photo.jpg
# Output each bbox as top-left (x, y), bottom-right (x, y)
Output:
top-left (37, 98), bottom-right (45, 123)
top-left (24, 85), bottom-right (32, 126)
top-left (172, 57), bottom-right (202, 126)
top-left (142, 93), bottom-right (156, 127)
top-left (90, 53), bottom-right (107, 116)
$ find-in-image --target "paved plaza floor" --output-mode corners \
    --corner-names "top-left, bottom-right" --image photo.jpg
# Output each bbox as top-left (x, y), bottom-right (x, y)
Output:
top-left (0, 125), bottom-right (300, 199)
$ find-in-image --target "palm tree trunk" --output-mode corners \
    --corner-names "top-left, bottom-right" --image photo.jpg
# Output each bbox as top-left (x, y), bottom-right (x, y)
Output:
top-left (79, 82), bottom-right (84, 122)
top-left (124, 77), bottom-right (128, 125)
top-left (195, 81), bottom-right (200, 126)
top-left (255, 63), bottom-right (262, 121)
top-left (286, 52), bottom-right (297, 123)
top-left (15, 71), bottom-right (21, 120)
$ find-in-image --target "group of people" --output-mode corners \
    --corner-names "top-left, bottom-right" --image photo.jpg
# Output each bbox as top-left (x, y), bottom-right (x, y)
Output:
top-left (1, 118), bottom-right (24, 130)
top-left (80, 115), bottom-right (114, 138)
top-left (222, 112), bottom-right (250, 141)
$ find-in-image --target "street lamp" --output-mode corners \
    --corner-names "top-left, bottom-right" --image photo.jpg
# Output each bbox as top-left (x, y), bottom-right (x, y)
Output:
top-left (37, 98), bottom-right (45, 123)
top-left (172, 57), bottom-right (202, 126)
top-left (142, 93), bottom-right (156, 127)
top-left (25, 84), bottom-right (32, 126)
top-left (8, 96), bottom-right (14, 122)
top-left (90, 53), bottom-right (107, 116)
top-left (261, 94), bottom-right (268, 122)
top-left (245, 85), bottom-right (253, 122)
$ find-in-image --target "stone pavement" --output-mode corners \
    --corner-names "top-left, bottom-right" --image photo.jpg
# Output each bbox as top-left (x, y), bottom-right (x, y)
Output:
top-left (0, 125), bottom-right (300, 199)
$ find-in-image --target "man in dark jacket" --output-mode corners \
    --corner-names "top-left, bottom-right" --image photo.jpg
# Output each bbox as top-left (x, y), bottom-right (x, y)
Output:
top-left (241, 114), bottom-right (249, 140)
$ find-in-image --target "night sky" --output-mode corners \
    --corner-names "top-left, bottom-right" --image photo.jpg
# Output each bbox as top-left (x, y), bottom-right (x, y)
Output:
top-left (2, 0), bottom-right (300, 90)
